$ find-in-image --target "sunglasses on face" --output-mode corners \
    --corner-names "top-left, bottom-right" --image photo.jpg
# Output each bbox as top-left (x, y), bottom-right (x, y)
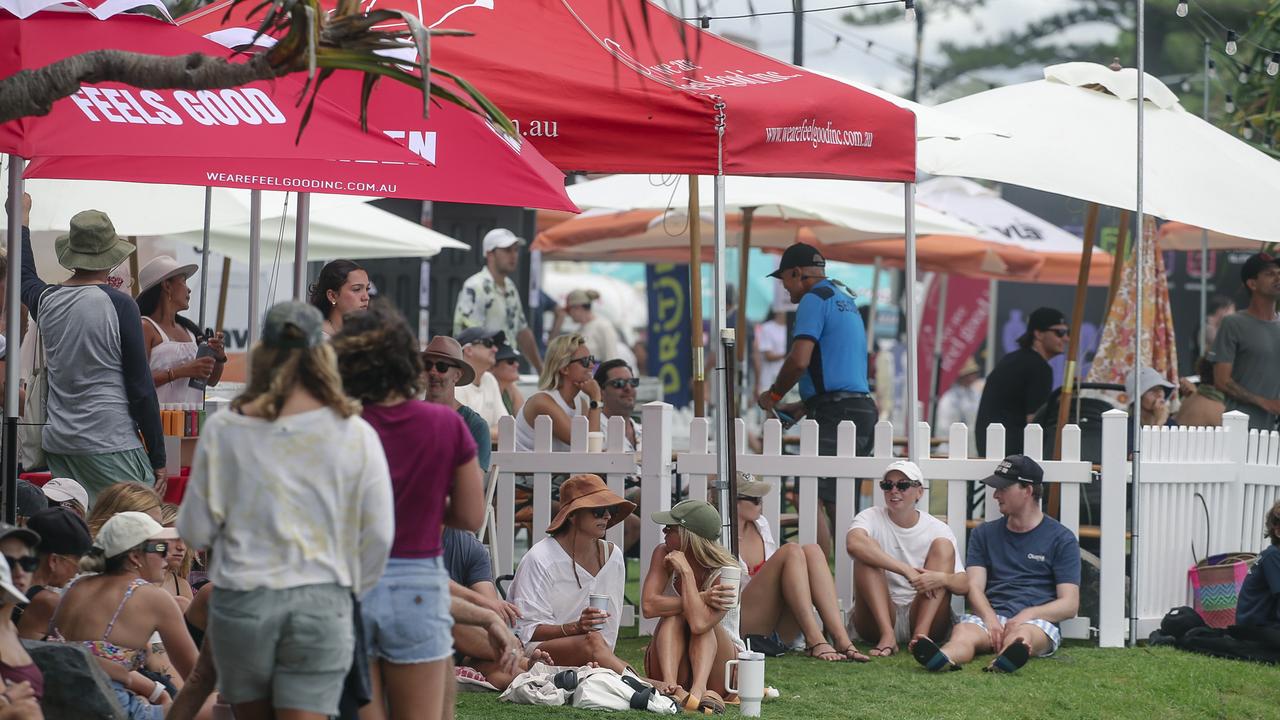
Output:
top-left (5, 555), bottom-right (37, 573)
top-left (142, 542), bottom-right (169, 556)
top-left (427, 361), bottom-right (460, 374)
top-left (472, 338), bottom-right (496, 349)
top-left (570, 355), bottom-right (597, 369)
top-left (588, 506), bottom-right (615, 519)
top-left (737, 495), bottom-right (761, 505)
top-left (1048, 327), bottom-right (1069, 338)
top-left (607, 378), bottom-right (640, 389)
top-left (499, 358), bottom-right (520, 366)
top-left (879, 480), bottom-right (920, 492)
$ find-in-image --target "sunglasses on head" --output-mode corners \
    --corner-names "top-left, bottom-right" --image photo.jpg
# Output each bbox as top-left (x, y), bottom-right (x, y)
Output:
top-left (588, 506), bottom-right (615, 519)
top-left (427, 361), bottom-right (459, 374)
top-left (4, 555), bottom-right (36, 573)
top-left (737, 495), bottom-right (761, 505)
top-left (607, 378), bottom-right (640, 389)
top-left (879, 480), bottom-right (920, 492)
top-left (570, 355), bottom-right (597, 369)
top-left (142, 542), bottom-right (170, 556)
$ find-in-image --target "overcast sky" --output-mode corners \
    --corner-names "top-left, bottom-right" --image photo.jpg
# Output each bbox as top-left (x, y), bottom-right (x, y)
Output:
top-left (697, 0), bottom-right (1121, 101)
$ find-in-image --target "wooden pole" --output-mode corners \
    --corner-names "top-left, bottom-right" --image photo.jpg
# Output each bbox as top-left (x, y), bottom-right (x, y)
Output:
top-left (690, 176), bottom-right (705, 417)
top-left (215, 256), bottom-right (232, 333)
top-left (1103, 211), bottom-right (1131, 322)
top-left (736, 208), bottom-right (754, 402)
top-left (127, 236), bottom-right (140, 298)
top-left (1053, 203), bottom-right (1100, 465)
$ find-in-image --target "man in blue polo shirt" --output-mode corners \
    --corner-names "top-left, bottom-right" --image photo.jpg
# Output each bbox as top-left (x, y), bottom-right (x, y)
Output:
top-left (758, 243), bottom-right (878, 549)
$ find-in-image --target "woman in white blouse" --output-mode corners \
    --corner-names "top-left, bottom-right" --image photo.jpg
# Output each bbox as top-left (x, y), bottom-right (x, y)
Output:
top-left (177, 301), bottom-right (394, 720)
top-left (507, 474), bottom-right (633, 673)
top-left (736, 477), bottom-right (869, 662)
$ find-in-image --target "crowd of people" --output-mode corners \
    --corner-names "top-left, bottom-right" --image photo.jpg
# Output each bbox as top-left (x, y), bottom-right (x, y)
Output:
top-left (0, 189), bottom-right (1275, 720)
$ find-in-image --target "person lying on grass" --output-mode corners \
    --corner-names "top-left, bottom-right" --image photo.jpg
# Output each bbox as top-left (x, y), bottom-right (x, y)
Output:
top-left (911, 455), bottom-right (1080, 673)
top-left (735, 476), bottom-right (868, 661)
top-left (846, 461), bottom-right (968, 658)
top-left (643, 500), bottom-right (743, 714)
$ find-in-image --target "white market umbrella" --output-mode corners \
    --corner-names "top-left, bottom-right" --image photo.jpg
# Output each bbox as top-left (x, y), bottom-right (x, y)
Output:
top-left (918, 62), bottom-right (1280, 242)
top-left (815, 70), bottom-right (1010, 142)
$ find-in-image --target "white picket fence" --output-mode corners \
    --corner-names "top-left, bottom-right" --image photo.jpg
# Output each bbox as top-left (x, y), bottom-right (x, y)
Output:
top-left (1100, 410), bottom-right (1280, 641)
top-left (490, 403), bottom-right (1278, 649)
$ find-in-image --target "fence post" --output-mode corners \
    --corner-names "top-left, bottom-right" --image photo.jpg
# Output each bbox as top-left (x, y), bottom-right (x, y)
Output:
top-left (797, 420), bottom-right (820, 547)
top-left (1099, 409), bottom-right (1128, 648)
top-left (947, 422), bottom-right (969, 616)
top-left (762, 420), bottom-right (783, 538)
top-left (604, 414), bottom-right (629, 552)
top-left (834, 420), bottom-right (859, 619)
top-left (495, 416), bottom-right (517, 579)
top-left (984, 424), bottom-right (1006, 521)
top-left (639, 402), bottom-right (673, 636)
top-left (1222, 411), bottom-right (1250, 551)
top-left (915, 422), bottom-right (932, 509)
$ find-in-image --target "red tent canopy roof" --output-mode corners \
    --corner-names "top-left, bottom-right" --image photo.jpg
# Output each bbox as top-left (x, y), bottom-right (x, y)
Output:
top-left (181, 0), bottom-right (917, 181)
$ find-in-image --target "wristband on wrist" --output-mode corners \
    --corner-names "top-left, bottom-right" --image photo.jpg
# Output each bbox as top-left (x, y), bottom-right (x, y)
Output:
top-left (766, 389), bottom-right (783, 402)
top-left (148, 681), bottom-right (166, 704)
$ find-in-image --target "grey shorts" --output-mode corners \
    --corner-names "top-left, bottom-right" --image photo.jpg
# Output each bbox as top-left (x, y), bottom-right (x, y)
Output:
top-left (45, 448), bottom-right (154, 507)
top-left (362, 557), bottom-right (453, 664)
top-left (209, 584), bottom-right (354, 715)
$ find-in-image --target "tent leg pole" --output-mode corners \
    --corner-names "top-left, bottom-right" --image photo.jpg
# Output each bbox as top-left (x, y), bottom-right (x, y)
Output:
top-left (689, 176), bottom-right (704, 418)
top-left (868, 257), bottom-right (882, 348)
top-left (1130, 0), bottom-right (1146, 649)
top-left (294, 192), bottom-right (310, 301)
top-left (248, 190), bottom-right (262, 349)
top-left (714, 173), bottom-right (730, 537)
top-left (904, 183), bottom-right (919, 463)
top-left (737, 208), bottom-right (753, 411)
top-left (928, 274), bottom-right (949, 428)
top-left (985, 278), bottom-right (998, 375)
top-left (198, 186), bottom-right (212, 330)
top-left (4, 157), bottom-right (24, 524)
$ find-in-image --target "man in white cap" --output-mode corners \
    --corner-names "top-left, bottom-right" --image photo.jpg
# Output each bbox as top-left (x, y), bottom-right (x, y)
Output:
top-left (453, 228), bottom-right (543, 372)
top-left (846, 460), bottom-right (967, 658)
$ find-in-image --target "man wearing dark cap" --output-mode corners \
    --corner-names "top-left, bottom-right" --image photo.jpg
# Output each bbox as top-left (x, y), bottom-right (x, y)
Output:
top-left (14, 507), bottom-right (91, 637)
top-left (456, 327), bottom-right (512, 440)
top-left (1209, 252), bottom-right (1280, 431)
top-left (911, 455), bottom-right (1079, 674)
top-left (14, 480), bottom-right (48, 526)
top-left (974, 307), bottom-right (1069, 455)
top-left (759, 243), bottom-right (877, 552)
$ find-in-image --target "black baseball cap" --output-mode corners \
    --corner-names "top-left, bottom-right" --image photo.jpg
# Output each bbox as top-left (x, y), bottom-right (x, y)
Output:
top-left (768, 243), bottom-right (826, 278)
top-left (1018, 307), bottom-right (1068, 345)
top-left (15, 480), bottom-right (47, 519)
top-left (495, 343), bottom-right (519, 363)
top-left (1241, 252), bottom-right (1280, 284)
top-left (26, 507), bottom-right (91, 556)
top-left (982, 455), bottom-right (1045, 490)
top-left (456, 327), bottom-right (506, 347)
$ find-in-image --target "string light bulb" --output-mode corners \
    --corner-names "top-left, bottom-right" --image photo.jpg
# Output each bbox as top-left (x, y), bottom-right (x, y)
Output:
top-left (1243, 126), bottom-right (1254, 140)
top-left (1226, 31), bottom-right (1238, 56)
top-left (1269, 53), bottom-right (1280, 76)
top-left (1225, 94), bottom-right (1235, 112)
top-left (905, 0), bottom-right (916, 21)
top-left (1176, 1), bottom-right (1188, 17)
top-left (1239, 66), bottom-right (1250, 83)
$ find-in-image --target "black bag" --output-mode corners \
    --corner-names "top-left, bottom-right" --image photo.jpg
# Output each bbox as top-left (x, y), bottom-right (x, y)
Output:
top-left (1160, 606), bottom-right (1207, 640)
top-left (1178, 626), bottom-right (1280, 664)
top-left (742, 634), bottom-right (789, 657)
top-left (337, 595), bottom-right (372, 719)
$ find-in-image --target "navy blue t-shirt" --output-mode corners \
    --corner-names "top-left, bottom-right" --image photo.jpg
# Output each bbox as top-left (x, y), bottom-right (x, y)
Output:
top-left (967, 515), bottom-right (1081, 618)
top-left (792, 279), bottom-right (869, 400)
top-left (1237, 544), bottom-right (1280, 627)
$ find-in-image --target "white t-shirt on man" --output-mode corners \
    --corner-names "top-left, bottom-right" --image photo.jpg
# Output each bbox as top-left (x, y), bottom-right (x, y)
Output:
top-left (848, 506), bottom-right (963, 607)
top-left (455, 371), bottom-right (510, 437)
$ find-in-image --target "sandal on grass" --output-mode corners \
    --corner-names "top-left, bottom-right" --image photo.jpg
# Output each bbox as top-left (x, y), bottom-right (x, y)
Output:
top-left (698, 690), bottom-right (726, 715)
top-left (806, 641), bottom-right (845, 662)
top-left (835, 643), bottom-right (872, 662)
top-left (910, 636), bottom-right (959, 672)
top-left (984, 640), bottom-right (1031, 674)
top-left (677, 689), bottom-right (700, 713)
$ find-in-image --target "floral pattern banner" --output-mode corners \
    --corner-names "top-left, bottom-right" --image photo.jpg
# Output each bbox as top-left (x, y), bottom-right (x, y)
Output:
top-left (1085, 216), bottom-right (1178, 405)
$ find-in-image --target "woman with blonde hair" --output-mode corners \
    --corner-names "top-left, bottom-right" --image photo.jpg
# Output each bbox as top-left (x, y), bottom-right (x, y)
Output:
top-left (514, 334), bottom-right (600, 452)
top-left (157, 504), bottom-right (193, 612)
top-left (177, 301), bottom-right (394, 720)
top-left (642, 500), bottom-right (742, 714)
top-left (86, 483), bottom-right (163, 539)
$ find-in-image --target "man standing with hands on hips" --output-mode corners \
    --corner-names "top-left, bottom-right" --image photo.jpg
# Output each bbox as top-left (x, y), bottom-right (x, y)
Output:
top-left (758, 243), bottom-right (877, 553)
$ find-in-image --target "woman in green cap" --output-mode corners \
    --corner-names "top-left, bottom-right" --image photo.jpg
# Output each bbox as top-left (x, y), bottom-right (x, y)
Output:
top-left (641, 500), bottom-right (742, 714)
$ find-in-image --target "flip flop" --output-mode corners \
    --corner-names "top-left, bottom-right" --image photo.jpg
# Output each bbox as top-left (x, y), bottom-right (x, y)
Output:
top-left (698, 690), bottom-right (726, 715)
top-left (985, 640), bottom-right (1031, 673)
top-left (806, 641), bottom-right (845, 662)
top-left (868, 645), bottom-right (897, 658)
top-left (835, 643), bottom-right (872, 662)
top-left (910, 636), bottom-right (959, 672)
top-left (677, 690), bottom-right (700, 713)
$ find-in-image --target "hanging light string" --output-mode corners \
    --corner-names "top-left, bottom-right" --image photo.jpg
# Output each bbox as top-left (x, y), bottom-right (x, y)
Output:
top-left (684, 0), bottom-right (909, 24)
top-left (1178, 0), bottom-right (1280, 58)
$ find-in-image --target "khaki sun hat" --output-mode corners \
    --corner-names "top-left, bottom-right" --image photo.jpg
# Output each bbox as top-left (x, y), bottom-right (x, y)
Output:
top-left (55, 210), bottom-right (135, 272)
top-left (546, 474), bottom-right (635, 535)
top-left (422, 335), bottom-right (476, 386)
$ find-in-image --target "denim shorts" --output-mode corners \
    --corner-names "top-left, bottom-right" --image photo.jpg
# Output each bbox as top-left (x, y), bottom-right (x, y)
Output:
top-left (110, 680), bottom-right (164, 720)
top-left (209, 584), bottom-right (354, 715)
top-left (956, 613), bottom-right (1062, 655)
top-left (362, 557), bottom-right (454, 664)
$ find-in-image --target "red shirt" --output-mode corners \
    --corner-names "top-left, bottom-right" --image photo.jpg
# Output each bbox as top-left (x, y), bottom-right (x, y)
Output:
top-left (361, 400), bottom-right (477, 558)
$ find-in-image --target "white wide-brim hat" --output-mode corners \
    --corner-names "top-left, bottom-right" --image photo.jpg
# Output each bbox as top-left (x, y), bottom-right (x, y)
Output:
top-left (138, 255), bottom-right (198, 296)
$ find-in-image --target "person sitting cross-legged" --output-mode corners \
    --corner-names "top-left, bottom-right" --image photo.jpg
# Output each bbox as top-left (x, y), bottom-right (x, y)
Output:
top-left (846, 461), bottom-right (967, 658)
top-left (911, 455), bottom-right (1080, 673)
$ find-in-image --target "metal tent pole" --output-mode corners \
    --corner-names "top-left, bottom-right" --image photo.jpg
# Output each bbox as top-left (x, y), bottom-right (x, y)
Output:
top-left (904, 183), bottom-right (920, 462)
top-left (247, 190), bottom-right (262, 349)
top-left (1199, 38), bottom-right (1210, 353)
top-left (294, 192), bottom-right (310, 300)
top-left (3, 158), bottom-right (24, 524)
top-left (198, 186), bottom-right (212, 330)
top-left (1129, 2), bottom-right (1146, 648)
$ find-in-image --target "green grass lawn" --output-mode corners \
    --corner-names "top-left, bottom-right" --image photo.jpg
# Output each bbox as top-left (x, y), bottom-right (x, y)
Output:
top-left (457, 628), bottom-right (1280, 720)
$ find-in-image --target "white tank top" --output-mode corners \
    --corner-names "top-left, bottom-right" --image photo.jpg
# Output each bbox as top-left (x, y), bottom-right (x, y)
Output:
top-left (515, 390), bottom-right (578, 452)
top-left (143, 316), bottom-right (203, 405)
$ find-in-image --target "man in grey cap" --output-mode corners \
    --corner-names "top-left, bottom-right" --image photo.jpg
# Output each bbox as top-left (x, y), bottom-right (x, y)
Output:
top-left (454, 228), bottom-right (543, 372)
top-left (758, 243), bottom-right (876, 555)
top-left (16, 195), bottom-right (165, 503)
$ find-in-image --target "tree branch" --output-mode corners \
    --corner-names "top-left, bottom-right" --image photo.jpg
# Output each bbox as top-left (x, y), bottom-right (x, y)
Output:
top-left (0, 49), bottom-right (276, 125)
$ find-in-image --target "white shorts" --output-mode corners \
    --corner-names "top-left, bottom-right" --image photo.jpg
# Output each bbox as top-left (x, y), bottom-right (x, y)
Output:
top-left (850, 601), bottom-right (946, 645)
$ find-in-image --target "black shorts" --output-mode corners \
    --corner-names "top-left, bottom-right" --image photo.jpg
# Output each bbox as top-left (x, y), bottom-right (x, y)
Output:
top-left (803, 393), bottom-right (878, 505)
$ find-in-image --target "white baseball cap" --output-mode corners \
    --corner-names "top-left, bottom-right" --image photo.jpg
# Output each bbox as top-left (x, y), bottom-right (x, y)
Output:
top-left (93, 511), bottom-right (179, 558)
top-left (482, 228), bottom-right (525, 255)
top-left (1128, 366), bottom-right (1175, 400)
top-left (883, 460), bottom-right (925, 485)
top-left (42, 477), bottom-right (89, 509)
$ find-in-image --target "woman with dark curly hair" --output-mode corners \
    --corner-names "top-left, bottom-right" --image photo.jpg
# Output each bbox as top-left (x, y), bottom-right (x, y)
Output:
top-left (308, 259), bottom-right (370, 338)
top-left (333, 303), bottom-right (484, 720)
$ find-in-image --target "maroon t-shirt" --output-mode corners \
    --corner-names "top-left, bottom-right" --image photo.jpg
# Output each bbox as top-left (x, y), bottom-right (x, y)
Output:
top-left (361, 400), bottom-right (477, 558)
